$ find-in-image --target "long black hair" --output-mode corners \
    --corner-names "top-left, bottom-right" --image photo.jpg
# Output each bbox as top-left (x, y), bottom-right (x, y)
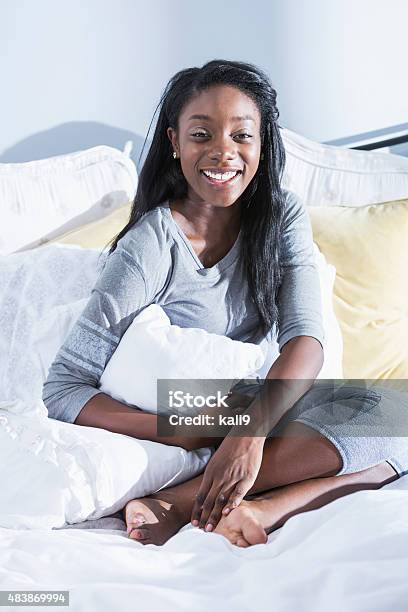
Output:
top-left (102, 59), bottom-right (287, 339)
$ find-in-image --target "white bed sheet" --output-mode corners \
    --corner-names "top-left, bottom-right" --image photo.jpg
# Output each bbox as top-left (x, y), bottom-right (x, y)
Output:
top-left (1, 475), bottom-right (408, 612)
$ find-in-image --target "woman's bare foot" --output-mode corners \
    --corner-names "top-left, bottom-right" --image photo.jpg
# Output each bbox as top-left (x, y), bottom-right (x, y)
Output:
top-left (214, 462), bottom-right (399, 548)
top-left (123, 495), bottom-right (189, 545)
top-left (213, 500), bottom-right (269, 547)
top-left (122, 475), bottom-right (205, 545)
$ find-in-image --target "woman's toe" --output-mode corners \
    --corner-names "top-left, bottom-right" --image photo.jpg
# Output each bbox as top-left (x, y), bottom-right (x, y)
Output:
top-left (236, 537), bottom-right (250, 548)
top-left (128, 526), bottom-right (150, 541)
top-left (132, 512), bottom-right (147, 526)
top-left (124, 499), bottom-right (157, 533)
top-left (126, 514), bottom-right (146, 533)
top-left (241, 517), bottom-right (268, 545)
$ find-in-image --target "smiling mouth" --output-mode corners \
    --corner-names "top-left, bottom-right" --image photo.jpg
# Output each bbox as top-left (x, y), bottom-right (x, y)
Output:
top-left (200, 169), bottom-right (242, 186)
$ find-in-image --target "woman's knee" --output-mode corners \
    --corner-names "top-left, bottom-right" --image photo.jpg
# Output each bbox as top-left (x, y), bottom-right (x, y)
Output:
top-left (264, 422), bottom-right (344, 484)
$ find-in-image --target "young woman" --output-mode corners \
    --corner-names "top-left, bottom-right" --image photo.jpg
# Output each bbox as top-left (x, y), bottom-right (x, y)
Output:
top-left (43, 59), bottom-right (408, 548)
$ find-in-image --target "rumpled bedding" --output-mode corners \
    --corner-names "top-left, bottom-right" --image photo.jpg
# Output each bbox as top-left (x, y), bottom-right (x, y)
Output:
top-left (1, 476), bottom-right (408, 612)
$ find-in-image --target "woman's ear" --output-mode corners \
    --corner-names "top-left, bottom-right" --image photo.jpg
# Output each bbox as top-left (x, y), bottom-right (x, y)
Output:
top-left (167, 127), bottom-right (178, 149)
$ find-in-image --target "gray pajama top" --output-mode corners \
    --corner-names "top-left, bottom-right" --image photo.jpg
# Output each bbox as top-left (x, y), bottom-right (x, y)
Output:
top-left (42, 189), bottom-right (325, 424)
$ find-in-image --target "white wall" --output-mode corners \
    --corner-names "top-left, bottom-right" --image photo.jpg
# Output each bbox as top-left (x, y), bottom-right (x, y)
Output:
top-left (269, 0), bottom-right (408, 142)
top-left (0, 0), bottom-right (407, 163)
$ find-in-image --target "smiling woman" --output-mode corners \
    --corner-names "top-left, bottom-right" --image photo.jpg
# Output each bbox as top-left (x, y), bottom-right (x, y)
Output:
top-left (168, 89), bottom-right (261, 203)
top-left (42, 59), bottom-right (407, 549)
top-left (105, 60), bottom-right (287, 340)
top-left (165, 84), bottom-right (263, 268)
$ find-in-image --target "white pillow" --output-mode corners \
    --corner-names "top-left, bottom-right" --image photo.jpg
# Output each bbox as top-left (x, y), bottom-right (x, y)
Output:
top-left (254, 242), bottom-right (344, 380)
top-left (0, 245), bottom-right (105, 406)
top-left (98, 304), bottom-right (266, 413)
top-left (0, 397), bottom-right (212, 529)
top-left (0, 145), bottom-right (138, 255)
top-left (281, 127), bottom-right (408, 207)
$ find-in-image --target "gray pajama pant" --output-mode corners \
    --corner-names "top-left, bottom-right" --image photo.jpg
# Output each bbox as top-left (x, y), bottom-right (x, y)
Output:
top-left (230, 378), bottom-right (408, 477)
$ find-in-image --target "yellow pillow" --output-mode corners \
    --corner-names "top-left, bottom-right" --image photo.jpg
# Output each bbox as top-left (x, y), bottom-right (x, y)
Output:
top-left (48, 202), bottom-right (132, 249)
top-left (309, 198), bottom-right (408, 380)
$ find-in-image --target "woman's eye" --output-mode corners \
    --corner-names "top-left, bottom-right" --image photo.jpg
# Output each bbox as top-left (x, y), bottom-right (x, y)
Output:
top-left (191, 132), bottom-right (252, 140)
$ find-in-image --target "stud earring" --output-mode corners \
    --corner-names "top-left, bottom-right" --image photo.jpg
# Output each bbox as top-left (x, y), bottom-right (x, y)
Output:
top-left (173, 151), bottom-right (178, 159)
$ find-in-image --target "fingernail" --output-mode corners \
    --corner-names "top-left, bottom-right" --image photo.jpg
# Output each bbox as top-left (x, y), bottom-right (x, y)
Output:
top-left (205, 524), bottom-right (213, 532)
top-left (192, 520), bottom-right (199, 526)
top-left (223, 508), bottom-right (230, 515)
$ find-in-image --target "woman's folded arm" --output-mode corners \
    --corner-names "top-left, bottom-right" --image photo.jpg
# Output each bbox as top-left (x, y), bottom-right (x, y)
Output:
top-left (74, 392), bottom-right (219, 452)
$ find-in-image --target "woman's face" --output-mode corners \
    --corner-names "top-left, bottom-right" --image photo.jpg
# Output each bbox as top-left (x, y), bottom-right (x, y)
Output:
top-left (167, 85), bottom-right (262, 208)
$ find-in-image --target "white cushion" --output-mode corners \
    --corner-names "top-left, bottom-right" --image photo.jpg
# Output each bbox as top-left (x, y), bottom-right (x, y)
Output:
top-left (0, 245), bottom-right (107, 406)
top-left (32, 298), bottom-right (265, 404)
top-left (0, 397), bottom-right (212, 529)
top-left (0, 145), bottom-right (138, 256)
top-left (98, 303), bottom-right (266, 412)
top-left (281, 127), bottom-right (408, 206)
top-left (34, 299), bottom-right (264, 411)
top-left (255, 242), bottom-right (343, 380)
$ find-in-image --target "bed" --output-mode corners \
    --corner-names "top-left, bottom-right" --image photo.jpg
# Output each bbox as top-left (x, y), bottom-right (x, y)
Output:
top-left (1, 131), bottom-right (408, 611)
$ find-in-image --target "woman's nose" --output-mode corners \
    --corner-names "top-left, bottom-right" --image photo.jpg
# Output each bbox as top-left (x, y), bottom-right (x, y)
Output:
top-left (208, 139), bottom-right (237, 161)
top-left (209, 131), bottom-right (237, 159)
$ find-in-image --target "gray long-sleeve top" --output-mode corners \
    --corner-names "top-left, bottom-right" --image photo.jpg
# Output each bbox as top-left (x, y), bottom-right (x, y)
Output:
top-left (42, 189), bottom-right (324, 423)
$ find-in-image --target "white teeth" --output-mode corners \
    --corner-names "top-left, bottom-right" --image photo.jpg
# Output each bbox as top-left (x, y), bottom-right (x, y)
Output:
top-left (202, 170), bottom-right (239, 181)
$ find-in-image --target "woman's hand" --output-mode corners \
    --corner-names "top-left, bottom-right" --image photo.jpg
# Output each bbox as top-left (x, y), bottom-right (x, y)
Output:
top-left (190, 434), bottom-right (264, 531)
